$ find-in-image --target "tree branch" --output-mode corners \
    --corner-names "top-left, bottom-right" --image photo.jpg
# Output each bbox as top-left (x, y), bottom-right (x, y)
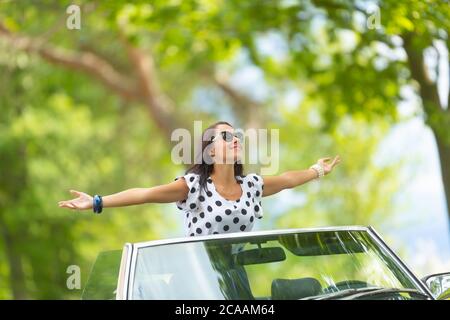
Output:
top-left (210, 72), bottom-right (264, 126)
top-left (401, 32), bottom-right (442, 115)
top-left (121, 35), bottom-right (182, 139)
top-left (214, 76), bottom-right (258, 110)
top-left (0, 22), bottom-right (140, 102)
top-left (0, 22), bottom-right (188, 141)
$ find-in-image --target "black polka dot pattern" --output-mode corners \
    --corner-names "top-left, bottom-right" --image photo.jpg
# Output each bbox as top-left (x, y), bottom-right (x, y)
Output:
top-left (175, 173), bottom-right (264, 236)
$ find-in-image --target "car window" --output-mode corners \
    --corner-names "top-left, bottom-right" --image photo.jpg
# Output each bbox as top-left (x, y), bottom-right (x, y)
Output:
top-left (82, 250), bottom-right (122, 300)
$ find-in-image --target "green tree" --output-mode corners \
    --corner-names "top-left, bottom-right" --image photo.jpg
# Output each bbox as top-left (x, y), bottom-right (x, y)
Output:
top-left (1, 0), bottom-right (447, 221)
top-left (0, 0), bottom-right (448, 299)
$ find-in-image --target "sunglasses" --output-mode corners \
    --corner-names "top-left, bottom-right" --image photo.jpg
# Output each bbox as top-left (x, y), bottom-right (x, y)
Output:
top-left (211, 131), bottom-right (244, 143)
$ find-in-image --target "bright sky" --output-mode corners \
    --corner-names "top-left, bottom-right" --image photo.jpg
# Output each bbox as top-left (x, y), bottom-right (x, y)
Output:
top-left (375, 117), bottom-right (450, 275)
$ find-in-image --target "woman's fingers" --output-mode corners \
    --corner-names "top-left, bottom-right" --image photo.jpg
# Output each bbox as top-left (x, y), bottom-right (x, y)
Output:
top-left (59, 202), bottom-right (68, 208)
top-left (58, 199), bottom-right (76, 206)
top-left (331, 155), bottom-right (342, 168)
top-left (330, 156), bottom-right (339, 167)
top-left (57, 190), bottom-right (85, 209)
top-left (70, 190), bottom-right (82, 197)
top-left (63, 202), bottom-right (73, 208)
top-left (318, 155), bottom-right (341, 174)
top-left (58, 201), bottom-right (77, 209)
top-left (69, 203), bottom-right (78, 209)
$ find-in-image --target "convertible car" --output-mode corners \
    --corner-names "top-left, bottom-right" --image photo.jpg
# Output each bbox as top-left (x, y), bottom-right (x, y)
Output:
top-left (81, 226), bottom-right (450, 300)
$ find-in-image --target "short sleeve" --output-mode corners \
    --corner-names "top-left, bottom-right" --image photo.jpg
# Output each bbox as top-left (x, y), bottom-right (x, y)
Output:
top-left (174, 173), bottom-right (201, 212)
top-left (248, 173), bottom-right (264, 219)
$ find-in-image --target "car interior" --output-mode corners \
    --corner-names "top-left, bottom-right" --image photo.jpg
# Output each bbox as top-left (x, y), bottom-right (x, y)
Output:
top-left (134, 233), bottom-right (376, 300)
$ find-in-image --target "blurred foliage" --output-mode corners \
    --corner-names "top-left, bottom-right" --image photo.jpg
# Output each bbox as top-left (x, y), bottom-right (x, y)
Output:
top-left (0, 46), bottom-right (181, 299)
top-left (81, 250), bottom-right (122, 300)
top-left (0, 0), bottom-right (448, 299)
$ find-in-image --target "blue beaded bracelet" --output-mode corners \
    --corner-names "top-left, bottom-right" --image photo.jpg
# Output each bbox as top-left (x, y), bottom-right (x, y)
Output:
top-left (93, 195), bottom-right (103, 214)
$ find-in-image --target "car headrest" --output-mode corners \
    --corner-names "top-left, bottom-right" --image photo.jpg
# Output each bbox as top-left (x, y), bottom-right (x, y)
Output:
top-left (271, 278), bottom-right (322, 300)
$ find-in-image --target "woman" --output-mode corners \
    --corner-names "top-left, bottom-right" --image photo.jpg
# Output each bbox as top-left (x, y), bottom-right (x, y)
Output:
top-left (58, 121), bottom-right (341, 236)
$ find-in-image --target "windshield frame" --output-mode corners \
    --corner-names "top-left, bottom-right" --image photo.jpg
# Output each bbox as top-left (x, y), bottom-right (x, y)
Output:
top-left (124, 226), bottom-right (433, 300)
top-left (115, 243), bottom-right (133, 300)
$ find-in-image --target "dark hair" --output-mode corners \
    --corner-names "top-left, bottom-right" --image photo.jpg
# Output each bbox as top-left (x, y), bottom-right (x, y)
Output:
top-left (185, 121), bottom-right (244, 192)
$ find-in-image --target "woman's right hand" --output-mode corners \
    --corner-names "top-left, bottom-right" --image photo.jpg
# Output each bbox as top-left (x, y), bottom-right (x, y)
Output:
top-left (58, 190), bottom-right (93, 210)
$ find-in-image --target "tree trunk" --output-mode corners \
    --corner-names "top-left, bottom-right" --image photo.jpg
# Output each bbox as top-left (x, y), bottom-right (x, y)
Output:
top-left (0, 82), bottom-right (29, 299)
top-left (435, 132), bottom-right (450, 231)
top-left (402, 32), bottom-right (450, 234)
top-left (0, 220), bottom-right (28, 299)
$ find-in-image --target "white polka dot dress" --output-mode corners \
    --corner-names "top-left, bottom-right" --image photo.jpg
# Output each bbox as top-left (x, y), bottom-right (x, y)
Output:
top-left (174, 173), bottom-right (264, 237)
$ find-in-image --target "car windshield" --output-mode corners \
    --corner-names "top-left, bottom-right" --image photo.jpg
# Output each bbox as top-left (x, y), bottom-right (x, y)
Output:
top-left (130, 230), bottom-right (427, 300)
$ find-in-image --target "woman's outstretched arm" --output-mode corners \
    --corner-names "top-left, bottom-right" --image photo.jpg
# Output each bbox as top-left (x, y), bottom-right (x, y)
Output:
top-left (58, 178), bottom-right (189, 211)
top-left (262, 156), bottom-right (341, 197)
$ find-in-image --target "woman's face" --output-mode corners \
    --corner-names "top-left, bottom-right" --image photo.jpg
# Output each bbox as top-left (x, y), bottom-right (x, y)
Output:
top-left (210, 124), bottom-right (242, 164)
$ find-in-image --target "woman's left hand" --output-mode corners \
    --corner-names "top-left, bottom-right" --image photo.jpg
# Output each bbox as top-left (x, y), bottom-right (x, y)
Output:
top-left (318, 155), bottom-right (341, 175)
